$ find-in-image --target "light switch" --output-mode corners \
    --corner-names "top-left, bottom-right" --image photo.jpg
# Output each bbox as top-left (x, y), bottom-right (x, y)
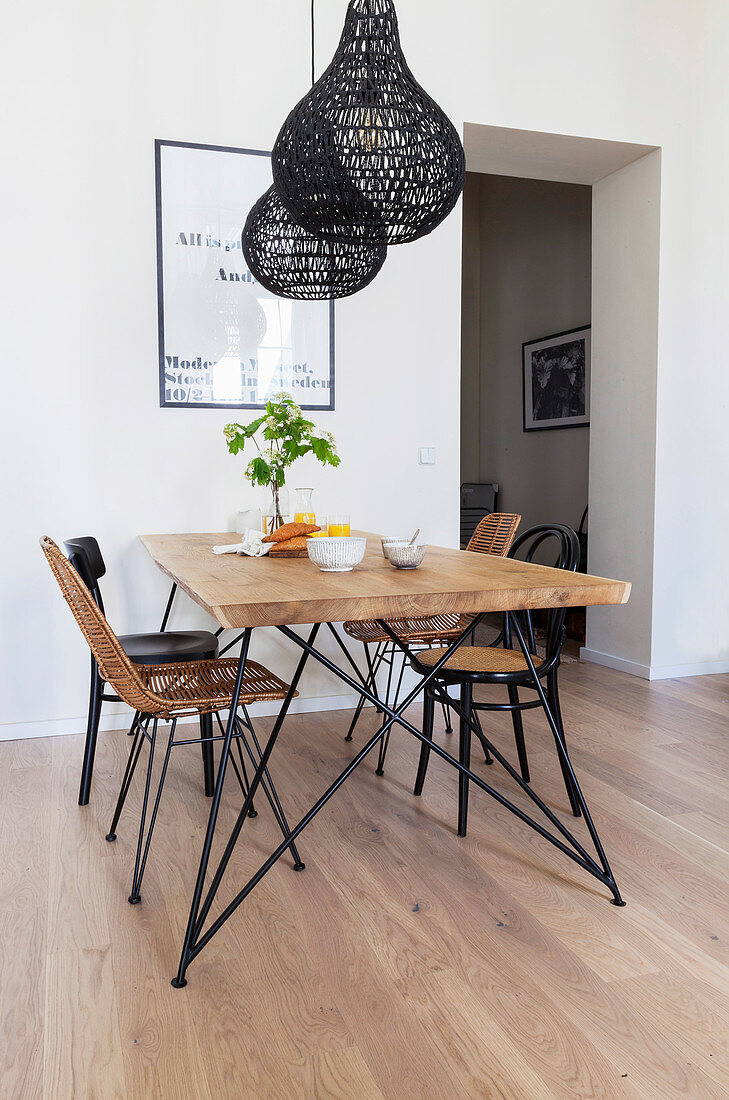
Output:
top-left (418, 446), bottom-right (436, 465)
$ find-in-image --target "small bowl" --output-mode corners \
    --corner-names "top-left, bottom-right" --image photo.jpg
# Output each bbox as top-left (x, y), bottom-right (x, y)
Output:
top-left (386, 543), bottom-right (427, 569)
top-left (307, 536), bottom-right (366, 572)
top-left (381, 536), bottom-right (411, 560)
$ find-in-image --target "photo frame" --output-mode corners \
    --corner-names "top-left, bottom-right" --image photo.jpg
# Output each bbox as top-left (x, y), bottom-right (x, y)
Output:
top-left (155, 139), bottom-right (335, 410)
top-left (522, 326), bottom-right (590, 432)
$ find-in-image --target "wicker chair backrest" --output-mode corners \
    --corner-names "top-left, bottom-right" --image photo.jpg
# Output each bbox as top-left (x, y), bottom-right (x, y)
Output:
top-left (466, 512), bottom-right (521, 557)
top-left (40, 536), bottom-right (165, 716)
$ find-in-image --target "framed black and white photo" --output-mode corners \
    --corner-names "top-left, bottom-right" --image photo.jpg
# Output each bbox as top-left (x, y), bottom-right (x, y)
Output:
top-left (522, 326), bottom-right (590, 432)
top-left (155, 139), bottom-right (335, 410)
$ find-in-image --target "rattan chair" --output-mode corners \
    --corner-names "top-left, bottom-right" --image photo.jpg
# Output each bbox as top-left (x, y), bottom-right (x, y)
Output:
top-left (341, 513), bottom-right (521, 772)
top-left (410, 524), bottom-right (581, 837)
top-left (41, 536), bottom-right (303, 903)
top-left (64, 536), bottom-right (220, 807)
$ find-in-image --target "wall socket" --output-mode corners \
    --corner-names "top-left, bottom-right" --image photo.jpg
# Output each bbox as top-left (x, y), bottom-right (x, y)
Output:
top-left (418, 446), bottom-right (436, 465)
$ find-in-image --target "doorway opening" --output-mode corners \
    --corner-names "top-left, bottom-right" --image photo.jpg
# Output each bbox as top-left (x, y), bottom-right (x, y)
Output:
top-left (460, 124), bottom-right (661, 675)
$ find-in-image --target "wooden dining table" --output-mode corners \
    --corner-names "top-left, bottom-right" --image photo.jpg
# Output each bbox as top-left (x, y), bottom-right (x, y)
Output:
top-left (141, 531), bottom-right (631, 987)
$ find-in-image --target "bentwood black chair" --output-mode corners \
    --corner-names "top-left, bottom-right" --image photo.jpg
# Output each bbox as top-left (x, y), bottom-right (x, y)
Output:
top-left (410, 524), bottom-right (581, 837)
top-left (64, 537), bottom-right (219, 806)
top-left (341, 513), bottom-right (522, 773)
top-left (42, 536), bottom-right (304, 904)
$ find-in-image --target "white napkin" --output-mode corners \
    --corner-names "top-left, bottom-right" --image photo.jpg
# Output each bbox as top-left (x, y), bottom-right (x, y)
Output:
top-left (212, 530), bottom-right (271, 557)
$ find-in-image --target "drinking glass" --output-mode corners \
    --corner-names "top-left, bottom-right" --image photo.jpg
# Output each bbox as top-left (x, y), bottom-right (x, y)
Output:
top-left (293, 487), bottom-right (316, 525)
top-left (328, 514), bottom-right (351, 537)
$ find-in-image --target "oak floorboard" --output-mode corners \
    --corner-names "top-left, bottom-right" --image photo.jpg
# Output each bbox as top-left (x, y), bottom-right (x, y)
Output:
top-left (2, 662), bottom-right (729, 1097)
top-left (43, 946), bottom-right (127, 1100)
top-left (669, 809), bottom-right (729, 852)
top-left (612, 969), bottom-right (729, 1090)
top-left (0, 907), bottom-right (47, 1100)
top-left (288, 1045), bottom-right (386, 1099)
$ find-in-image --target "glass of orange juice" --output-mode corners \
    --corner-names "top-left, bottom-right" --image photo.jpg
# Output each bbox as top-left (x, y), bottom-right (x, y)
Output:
top-left (328, 513), bottom-right (351, 537)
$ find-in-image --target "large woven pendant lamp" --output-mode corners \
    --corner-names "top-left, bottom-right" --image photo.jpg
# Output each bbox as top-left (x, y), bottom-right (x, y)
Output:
top-left (241, 2), bottom-right (387, 300)
top-left (272, 0), bottom-right (465, 246)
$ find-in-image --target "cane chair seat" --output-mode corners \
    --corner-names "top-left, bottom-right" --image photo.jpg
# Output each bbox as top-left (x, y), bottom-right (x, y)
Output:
top-left (342, 612), bottom-right (474, 646)
top-left (137, 658), bottom-right (293, 718)
top-left (416, 645), bottom-right (540, 675)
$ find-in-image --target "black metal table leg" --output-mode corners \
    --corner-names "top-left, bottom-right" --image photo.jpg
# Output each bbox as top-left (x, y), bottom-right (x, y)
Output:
top-left (172, 624), bottom-right (319, 988)
top-left (507, 614), bottom-right (624, 905)
top-left (171, 628), bottom-right (253, 988)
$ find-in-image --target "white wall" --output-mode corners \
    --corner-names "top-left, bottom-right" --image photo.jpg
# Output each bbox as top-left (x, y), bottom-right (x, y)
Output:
top-left (2, 0), bottom-right (729, 738)
top-left (585, 151), bottom-right (661, 675)
top-left (0, 0), bottom-right (462, 739)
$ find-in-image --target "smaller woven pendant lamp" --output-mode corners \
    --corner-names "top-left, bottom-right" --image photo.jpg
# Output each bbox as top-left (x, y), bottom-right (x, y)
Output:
top-left (241, 1), bottom-right (387, 300)
top-left (242, 186), bottom-right (386, 300)
top-left (272, 0), bottom-right (466, 246)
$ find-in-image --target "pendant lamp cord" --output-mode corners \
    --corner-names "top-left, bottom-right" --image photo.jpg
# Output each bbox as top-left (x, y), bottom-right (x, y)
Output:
top-left (311, 0), bottom-right (316, 87)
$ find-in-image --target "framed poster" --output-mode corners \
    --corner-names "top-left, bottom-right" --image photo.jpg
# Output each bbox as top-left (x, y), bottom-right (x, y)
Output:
top-left (155, 139), bottom-right (335, 410)
top-left (522, 326), bottom-right (590, 432)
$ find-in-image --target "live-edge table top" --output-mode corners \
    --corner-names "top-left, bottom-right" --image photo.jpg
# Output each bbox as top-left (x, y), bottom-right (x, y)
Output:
top-left (140, 532), bottom-right (631, 630)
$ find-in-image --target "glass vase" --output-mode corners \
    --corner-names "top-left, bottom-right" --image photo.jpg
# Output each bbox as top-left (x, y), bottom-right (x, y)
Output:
top-left (262, 483), bottom-right (289, 535)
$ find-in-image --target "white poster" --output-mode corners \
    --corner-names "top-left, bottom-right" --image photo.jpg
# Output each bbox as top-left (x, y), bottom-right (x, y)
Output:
top-left (155, 140), bottom-right (335, 409)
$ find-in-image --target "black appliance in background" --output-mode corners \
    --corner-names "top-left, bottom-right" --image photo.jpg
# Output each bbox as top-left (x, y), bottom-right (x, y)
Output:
top-left (460, 482), bottom-right (499, 548)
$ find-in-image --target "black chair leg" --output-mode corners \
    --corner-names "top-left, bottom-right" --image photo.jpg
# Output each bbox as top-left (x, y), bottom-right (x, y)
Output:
top-left (106, 715), bottom-right (147, 841)
top-left (78, 657), bottom-right (104, 806)
top-left (344, 643), bottom-right (373, 742)
top-left (457, 682), bottom-right (472, 837)
top-left (508, 684), bottom-right (530, 783)
top-left (413, 688), bottom-right (435, 796)
top-left (129, 718), bottom-right (176, 904)
top-left (345, 642), bottom-right (383, 742)
top-left (200, 712), bottom-right (215, 796)
top-left (376, 648), bottom-right (407, 776)
top-left (472, 707), bottom-right (493, 765)
top-left (548, 672), bottom-right (581, 817)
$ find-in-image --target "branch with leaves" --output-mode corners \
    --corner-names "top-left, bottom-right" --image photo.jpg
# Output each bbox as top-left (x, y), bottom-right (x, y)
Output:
top-left (224, 393), bottom-right (340, 526)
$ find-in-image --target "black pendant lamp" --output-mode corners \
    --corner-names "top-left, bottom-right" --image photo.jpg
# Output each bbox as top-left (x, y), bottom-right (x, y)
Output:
top-left (241, 1), bottom-right (387, 300)
top-left (242, 185), bottom-right (385, 300)
top-left (272, 0), bottom-right (466, 247)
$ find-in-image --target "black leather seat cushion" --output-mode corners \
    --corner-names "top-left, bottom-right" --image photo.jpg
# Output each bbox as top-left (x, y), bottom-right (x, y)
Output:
top-left (119, 630), bottom-right (219, 666)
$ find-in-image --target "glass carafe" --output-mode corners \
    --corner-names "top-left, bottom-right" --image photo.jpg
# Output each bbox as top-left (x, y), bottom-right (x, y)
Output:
top-left (293, 487), bottom-right (316, 525)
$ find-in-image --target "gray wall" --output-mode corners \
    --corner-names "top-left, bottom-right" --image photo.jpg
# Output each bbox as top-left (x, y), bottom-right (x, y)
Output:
top-left (461, 173), bottom-right (591, 538)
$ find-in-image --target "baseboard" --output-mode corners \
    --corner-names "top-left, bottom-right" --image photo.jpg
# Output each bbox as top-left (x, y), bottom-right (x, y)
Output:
top-left (644, 658), bottom-right (729, 680)
top-left (580, 647), bottom-right (729, 681)
top-left (580, 648), bottom-right (652, 679)
top-left (0, 693), bottom-right (371, 743)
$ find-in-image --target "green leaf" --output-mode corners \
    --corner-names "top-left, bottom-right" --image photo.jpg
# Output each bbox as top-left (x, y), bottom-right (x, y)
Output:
top-left (310, 435), bottom-right (337, 463)
top-left (249, 457), bottom-right (271, 486)
top-left (241, 415), bottom-right (266, 438)
top-left (226, 435), bottom-right (245, 455)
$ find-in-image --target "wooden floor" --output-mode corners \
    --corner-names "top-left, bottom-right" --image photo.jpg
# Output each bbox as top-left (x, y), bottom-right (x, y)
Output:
top-left (2, 662), bottom-right (729, 1098)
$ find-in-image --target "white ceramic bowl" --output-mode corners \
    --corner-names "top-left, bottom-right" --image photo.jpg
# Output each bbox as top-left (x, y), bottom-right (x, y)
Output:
top-left (386, 542), bottom-right (427, 569)
top-left (381, 536), bottom-right (411, 560)
top-left (307, 536), bottom-right (367, 572)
